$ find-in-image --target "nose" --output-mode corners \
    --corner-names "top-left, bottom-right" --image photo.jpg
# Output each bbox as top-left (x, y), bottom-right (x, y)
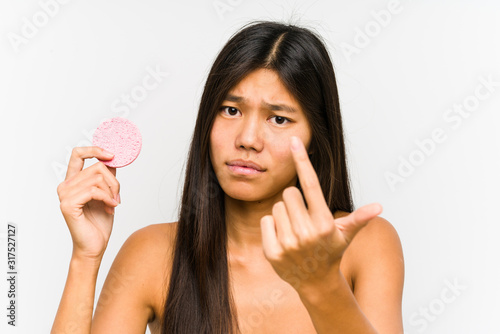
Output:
top-left (234, 113), bottom-right (264, 152)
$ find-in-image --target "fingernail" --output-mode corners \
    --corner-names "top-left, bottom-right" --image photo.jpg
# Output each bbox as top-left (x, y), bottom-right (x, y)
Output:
top-left (103, 150), bottom-right (114, 157)
top-left (117, 193), bottom-right (121, 204)
top-left (290, 136), bottom-right (300, 151)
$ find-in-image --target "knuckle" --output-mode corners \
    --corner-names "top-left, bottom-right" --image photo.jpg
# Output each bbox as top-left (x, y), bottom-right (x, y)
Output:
top-left (263, 251), bottom-right (277, 263)
top-left (96, 161), bottom-right (107, 170)
top-left (95, 174), bottom-right (104, 183)
top-left (297, 152), bottom-right (308, 162)
top-left (90, 186), bottom-right (99, 195)
top-left (298, 229), bottom-right (314, 244)
top-left (301, 176), bottom-right (318, 189)
top-left (280, 236), bottom-right (298, 251)
top-left (59, 201), bottom-right (68, 212)
top-left (56, 182), bottom-right (64, 194)
top-left (268, 252), bottom-right (283, 263)
top-left (322, 211), bottom-right (334, 224)
top-left (71, 147), bottom-right (81, 157)
top-left (57, 180), bottom-right (70, 196)
top-left (266, 248), bottom-right (285, 262)
top-left (317, 223), bottom-right (334, 237)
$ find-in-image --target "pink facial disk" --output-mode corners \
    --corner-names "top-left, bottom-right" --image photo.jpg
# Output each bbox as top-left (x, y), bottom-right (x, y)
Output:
top-left (92, 117), bottom-right (142, 168)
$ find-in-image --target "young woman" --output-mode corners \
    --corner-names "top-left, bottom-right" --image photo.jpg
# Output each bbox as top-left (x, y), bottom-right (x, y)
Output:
top-left (52, 21), bottom-right (404, 334)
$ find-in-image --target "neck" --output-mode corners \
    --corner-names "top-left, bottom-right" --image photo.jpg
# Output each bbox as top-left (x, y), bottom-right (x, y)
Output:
top-left (224, 192), bottom-right (283, 256)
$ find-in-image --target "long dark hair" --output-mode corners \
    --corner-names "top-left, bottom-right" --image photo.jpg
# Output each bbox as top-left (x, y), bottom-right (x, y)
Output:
top-left (161, 20), bottom-right (353, 334)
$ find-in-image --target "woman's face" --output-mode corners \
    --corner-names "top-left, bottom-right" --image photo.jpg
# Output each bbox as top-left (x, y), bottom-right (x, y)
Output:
top-left (209, 68), bottom-right (312, 203)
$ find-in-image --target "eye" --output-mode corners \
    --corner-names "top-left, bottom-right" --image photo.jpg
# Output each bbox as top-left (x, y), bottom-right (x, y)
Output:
top-left (269, 115), bottom-right (291, 126)
top-left (219, 107), bottom-right (291, 125)
top-left (220, 106), bottom-right (241, 116)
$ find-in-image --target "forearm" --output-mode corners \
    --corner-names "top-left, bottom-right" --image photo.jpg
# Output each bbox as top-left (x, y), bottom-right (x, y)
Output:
top-left (298, 268), bottom-right (378, 334)
top-left (51, 253), bottom-right (102, 334)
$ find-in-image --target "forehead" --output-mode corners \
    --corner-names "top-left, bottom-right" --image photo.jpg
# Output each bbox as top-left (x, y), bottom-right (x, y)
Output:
top-left (227, 68), bottom-right (301, 107)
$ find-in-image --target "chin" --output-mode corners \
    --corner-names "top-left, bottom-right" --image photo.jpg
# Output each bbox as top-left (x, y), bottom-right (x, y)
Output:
top-left (223, 186), bottom-right (266, 202)
top-left (222, 181), bottom-right (290, 204)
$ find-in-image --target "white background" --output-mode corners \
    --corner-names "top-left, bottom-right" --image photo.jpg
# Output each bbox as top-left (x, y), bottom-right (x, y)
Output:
top-left (1, 0), bottom-right (499, 333)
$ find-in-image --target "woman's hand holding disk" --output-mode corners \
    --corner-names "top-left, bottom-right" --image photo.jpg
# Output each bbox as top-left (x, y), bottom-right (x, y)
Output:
top-left (57, 147), bottom-right (120, 261)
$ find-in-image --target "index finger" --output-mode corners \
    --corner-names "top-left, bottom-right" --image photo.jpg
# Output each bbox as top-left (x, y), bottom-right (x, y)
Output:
top-left (290, 136), bottom-right (329, 214)
top-left (65, 146), bottom-right (115, 180)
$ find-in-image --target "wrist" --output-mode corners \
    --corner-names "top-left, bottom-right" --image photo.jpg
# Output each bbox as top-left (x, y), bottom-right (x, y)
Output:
top-left (70, 251), bottom-right (103, 269)
top-left (296, 265), bottom-right (346, 306)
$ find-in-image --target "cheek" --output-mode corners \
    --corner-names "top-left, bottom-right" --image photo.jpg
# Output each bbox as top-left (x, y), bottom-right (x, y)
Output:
top-left (271, 143), bottom-right (295, 171)
top-left (209, 119), bottom-right (231, 164)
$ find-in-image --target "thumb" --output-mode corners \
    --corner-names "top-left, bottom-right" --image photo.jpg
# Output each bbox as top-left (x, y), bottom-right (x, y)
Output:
top-left (335, 203), bottom-right (383, 244)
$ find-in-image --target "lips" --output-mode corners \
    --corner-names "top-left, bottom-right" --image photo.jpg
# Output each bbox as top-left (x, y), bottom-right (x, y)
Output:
top-left (226, 159), bottom-right (266, 172)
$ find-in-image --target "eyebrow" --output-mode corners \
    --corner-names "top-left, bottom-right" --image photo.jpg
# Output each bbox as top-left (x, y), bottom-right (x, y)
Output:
top-left (224, 93), bottom-right (297, 113)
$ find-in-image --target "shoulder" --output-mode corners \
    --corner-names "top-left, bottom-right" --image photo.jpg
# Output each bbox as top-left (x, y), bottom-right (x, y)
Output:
top-left (119, 222), bottom-right (178, 268)
top-left (93, 222), bottom-right (179, 329)
top-left (126, 222), bottom-right (178, 250)
top-left (353, 215), bottom-right (403, 263)
top-left (335, 210), bottom-right (404, 279)
top-left (334, 210), bottom-right (402, 255)
top-left (352, 213), bottom-right (402, 251)
top-left (335, 211), bottom-right (405, 332)
top-left (336, 212), bottom-right (403, 269)
top-left (108, 221), bottom-right (179, 281)
top-left (120, 222), bottom-right (179, 286)
top-left (103, 223), bottom-right (177, 308)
